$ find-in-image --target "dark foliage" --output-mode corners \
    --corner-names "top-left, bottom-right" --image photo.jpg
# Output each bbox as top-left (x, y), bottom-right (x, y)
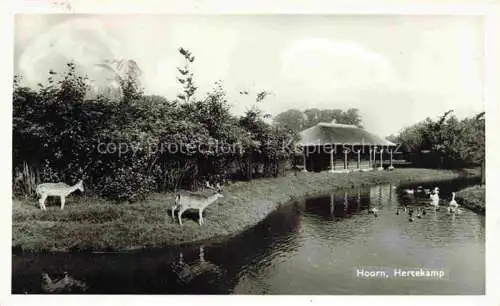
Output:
top-left (13, 53), bottom-right (298, 201)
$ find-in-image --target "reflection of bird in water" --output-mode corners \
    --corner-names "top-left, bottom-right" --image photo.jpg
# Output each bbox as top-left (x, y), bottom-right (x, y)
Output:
top-left (171, 246), bottom-right (224, 284)
top-left (41, 272), bottom-right (88, 293)
top-left (416, 208), bottom-right (422, 218)
top-left (408, 208), bottom-right (414, 217)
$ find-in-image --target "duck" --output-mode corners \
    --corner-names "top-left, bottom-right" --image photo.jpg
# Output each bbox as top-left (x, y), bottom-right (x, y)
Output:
top-left (409, 216), bottom-right (414, 222)
top-left (422, 208), bottom-right (427, 215)
top-left (449, 192), bottom-right (458, 208)
top-left (408, 208), bottom-right (414, 216)
top-left (430, 189), bottom-right (440, 208)
top-left (396, 207), bottom-right (400, 215)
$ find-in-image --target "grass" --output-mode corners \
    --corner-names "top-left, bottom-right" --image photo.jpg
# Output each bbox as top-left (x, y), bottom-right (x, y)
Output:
top-left (455, 185), bottom-right (485, 215)
top-left (12, 168), bottom-right (479, 253)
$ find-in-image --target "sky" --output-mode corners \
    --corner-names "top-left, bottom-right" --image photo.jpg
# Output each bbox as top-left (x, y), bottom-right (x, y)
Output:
top-left (14, 14), bottom-right (485, 136)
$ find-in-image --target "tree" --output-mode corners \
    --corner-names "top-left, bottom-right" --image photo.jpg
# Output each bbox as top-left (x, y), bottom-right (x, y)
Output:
top-left (273, 107), bottom-right (363, 133)
top-left (273, 109), bottom-right (306, 132)
top-left (94, 59), bottom-right (143, 102)
top-left (393, 110), bottom-right (485, 168)
top-left (176, 47), bottom-right (197, 103)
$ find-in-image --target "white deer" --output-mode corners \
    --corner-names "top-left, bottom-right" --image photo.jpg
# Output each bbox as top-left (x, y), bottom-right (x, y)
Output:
top-left (36, 180), bottom-right (84, 211)
top-left (171, 181), bottom-right (224, 226)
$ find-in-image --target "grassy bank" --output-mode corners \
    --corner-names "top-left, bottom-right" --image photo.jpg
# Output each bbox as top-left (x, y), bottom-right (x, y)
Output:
top-left (455, 185), bottom-right (485, 215)
top-left (12, 168), bottom-right (478, 253)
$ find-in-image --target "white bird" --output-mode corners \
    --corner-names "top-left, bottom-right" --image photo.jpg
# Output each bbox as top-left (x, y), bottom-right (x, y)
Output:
top-left (449, 192), bottom-right (458, 208)
top-left (430, 189), bottom-right (440, 208)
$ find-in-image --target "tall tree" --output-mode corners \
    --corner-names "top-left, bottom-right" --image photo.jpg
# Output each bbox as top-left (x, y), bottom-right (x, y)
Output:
top-left (176, 47), bottom-right (197, 103)
top-left (272, 109), bottom-right (306, 132)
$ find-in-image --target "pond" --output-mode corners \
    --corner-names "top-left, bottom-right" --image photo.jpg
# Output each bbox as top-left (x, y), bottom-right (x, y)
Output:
top-left (12, 177), bottom-right (484, 295)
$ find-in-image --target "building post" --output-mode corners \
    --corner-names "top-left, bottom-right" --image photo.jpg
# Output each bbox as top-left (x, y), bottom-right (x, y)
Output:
top-left (344, 150), bottom-right (348, 170)
top-left (378, 147), bottom-right (384, 171)
top-left (302, 146), bottom-right (308, 172)
top-left (330, 146), bottom-right (334, 173)
top-left (388, 149), bottom-right (395, 170)
top-left (368, 147), bottom-right (372, 169)
top-left (357, 149), bottom-right (361, 169)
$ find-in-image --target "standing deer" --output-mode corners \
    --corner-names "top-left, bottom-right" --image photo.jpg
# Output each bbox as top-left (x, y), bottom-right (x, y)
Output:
top-left (36, 180), bottom-right (84, 211)
top-left (171, 181), bottom-right (224, 226)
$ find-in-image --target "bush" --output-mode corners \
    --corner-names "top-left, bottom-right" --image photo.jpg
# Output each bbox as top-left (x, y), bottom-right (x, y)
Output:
top-left (13, 57), bottom-right (299, 202)
top-left (96, 163), bottom-right (156, 202)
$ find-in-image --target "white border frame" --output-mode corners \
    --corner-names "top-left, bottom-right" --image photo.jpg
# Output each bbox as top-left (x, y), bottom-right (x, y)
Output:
top-left (2, 1), bottom-right (499, 306)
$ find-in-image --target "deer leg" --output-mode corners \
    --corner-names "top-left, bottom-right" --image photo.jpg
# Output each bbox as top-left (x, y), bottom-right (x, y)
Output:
top-left (60, 196), bottom-right (66, 210)
top-left (200, 208), bottom-right (206, 225)
top-left (39, 194), bottom-right (47, 211)
top-left (198, 209), bottom-right (203, 226)
top-left (171, 205), bottom-right (177, 220)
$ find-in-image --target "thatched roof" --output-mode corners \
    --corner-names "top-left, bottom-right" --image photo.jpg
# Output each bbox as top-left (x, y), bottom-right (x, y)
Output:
top-left (298, 122), bottom-right (396, 146)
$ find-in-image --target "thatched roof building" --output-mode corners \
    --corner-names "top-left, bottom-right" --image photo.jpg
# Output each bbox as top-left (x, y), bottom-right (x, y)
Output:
top-left (298, 122), bottom-right (396, 147)
top-left (297, 122), bottom-right (396, 172)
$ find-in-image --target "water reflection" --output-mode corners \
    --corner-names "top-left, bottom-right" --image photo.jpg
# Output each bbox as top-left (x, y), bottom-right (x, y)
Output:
top-left (12, 178), bottom-right (484, 295)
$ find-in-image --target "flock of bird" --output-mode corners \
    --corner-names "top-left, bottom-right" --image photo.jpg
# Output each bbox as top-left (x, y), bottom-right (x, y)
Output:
top-left (368, 185), bottom-right (463, 220)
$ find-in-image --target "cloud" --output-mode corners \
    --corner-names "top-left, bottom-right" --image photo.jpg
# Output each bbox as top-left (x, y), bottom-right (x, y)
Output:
top-left (279, 38), bottom-right (400, 93)
top-left (17, 17), bottom-right (125, 87)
